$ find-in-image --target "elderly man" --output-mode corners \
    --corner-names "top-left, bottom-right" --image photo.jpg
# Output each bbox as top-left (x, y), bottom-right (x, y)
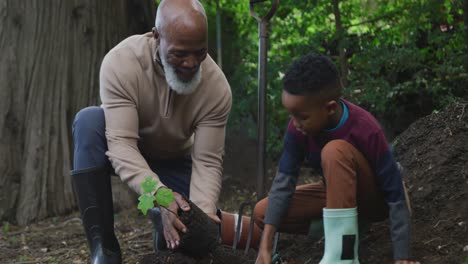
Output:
top-left (71, 0), bottom-right (231, 263)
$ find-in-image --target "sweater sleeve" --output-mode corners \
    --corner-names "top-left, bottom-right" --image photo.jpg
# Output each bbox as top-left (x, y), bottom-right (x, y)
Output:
top-left (100, 51), bottom-right (166, 195)
top-left (189, 87), bottom-right (232, 214)
top-left (264, 120), bottom-right (306, 227)
top-left (365, 131), bottom-right (412, 260)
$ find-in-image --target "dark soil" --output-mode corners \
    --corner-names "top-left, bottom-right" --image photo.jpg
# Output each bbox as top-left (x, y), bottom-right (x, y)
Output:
top-left (392, 102), bottom-right (467, 263)
top-left (138, 246), bottom-right (256, 264)
top-left (140, 198), bottom-right (259, 264)
top-left (1, 102), bottom-right (467, 264)
top-left (175, 200), bottom-right (219, 259)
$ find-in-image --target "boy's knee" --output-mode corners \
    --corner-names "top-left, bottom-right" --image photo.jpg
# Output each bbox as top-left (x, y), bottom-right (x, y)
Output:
top-left (320, 140), bottom-right (352, 162)
top-left (72, 106), bottom-right (105, 139)
top-left (253, 199), bottom-right (268, 229)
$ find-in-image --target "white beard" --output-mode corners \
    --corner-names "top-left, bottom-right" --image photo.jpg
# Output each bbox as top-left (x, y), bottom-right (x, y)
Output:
top-left (159, 54), bottom-right (203, 95)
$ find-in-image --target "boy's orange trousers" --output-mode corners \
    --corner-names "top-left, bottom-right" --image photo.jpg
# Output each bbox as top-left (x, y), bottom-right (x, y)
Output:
top-left (254, 140), bottom-right (389, 233)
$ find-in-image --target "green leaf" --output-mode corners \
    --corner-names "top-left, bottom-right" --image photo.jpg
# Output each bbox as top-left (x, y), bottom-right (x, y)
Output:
top-left (138, 194), bottom-right (156, 216)
top-left (141, 177), bottom-right (158, 194)
top-left (137, 176), bottom-right (175, 214)
top-left (138, 176), bottom-right (159, 215)
top-left (155, 188), bottom-right (175, 208)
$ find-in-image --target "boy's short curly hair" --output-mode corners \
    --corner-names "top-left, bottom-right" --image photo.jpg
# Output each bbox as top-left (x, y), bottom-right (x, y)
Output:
top-left (283, 53), bottom-right (342, 99)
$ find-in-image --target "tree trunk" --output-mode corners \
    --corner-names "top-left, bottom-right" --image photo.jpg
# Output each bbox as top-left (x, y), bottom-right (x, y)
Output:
top-left (332, 0), bottom-right (349, 87)
top-left (0, 0), bottom-right (154, 225)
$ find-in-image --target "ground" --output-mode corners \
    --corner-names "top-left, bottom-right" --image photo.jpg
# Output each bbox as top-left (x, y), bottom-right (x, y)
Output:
top-left (1, 102), bottom-right (467, 264)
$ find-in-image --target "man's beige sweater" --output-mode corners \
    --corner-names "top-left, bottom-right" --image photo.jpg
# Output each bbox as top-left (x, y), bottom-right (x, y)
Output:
top-left (99, 33), bottom-right (232, 214)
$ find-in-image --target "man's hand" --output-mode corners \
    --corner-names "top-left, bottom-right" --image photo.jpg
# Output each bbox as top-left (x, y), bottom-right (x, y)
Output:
top-left (160, 191), bottom-right (190, 249)
top-left (255, 224), bottom-right (277, 264)
top-left (395, 260), bottom-right (420, 264)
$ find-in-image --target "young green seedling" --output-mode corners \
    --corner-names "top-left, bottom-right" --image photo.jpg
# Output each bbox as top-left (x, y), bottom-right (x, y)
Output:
top-left (138, 176), bottom-right (175, 215)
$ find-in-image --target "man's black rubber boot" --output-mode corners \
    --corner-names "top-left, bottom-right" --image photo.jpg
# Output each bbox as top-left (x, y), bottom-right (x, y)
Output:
top-left (72, 166), bottom-right (122, 264)
top-left (148, 207), bottom-right (167, 252)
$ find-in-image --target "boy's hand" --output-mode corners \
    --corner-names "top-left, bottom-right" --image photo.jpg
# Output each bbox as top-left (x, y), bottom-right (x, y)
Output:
top-left (395, 260), bottom-right (421, 264)
top-left (255, 224), bottom-right (277, 264)
top-left (160, 191), bottom-right (190, 249)
top-left (255, 248), bottom-right (272, 264)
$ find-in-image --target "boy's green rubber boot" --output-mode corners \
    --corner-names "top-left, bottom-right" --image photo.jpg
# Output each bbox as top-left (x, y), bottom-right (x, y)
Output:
top-left (307, 218), bottom-right (324, 241)
top-left (319, 207), bottom-right (360, 264)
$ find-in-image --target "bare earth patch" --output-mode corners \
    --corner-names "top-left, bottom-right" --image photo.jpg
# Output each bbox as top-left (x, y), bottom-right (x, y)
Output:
top-left (1, 103), bottom-right (467, 263)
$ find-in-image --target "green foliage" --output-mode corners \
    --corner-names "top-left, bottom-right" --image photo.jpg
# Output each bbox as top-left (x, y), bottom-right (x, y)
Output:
top-left (346, 0), bottom-right (466, 114)
top-left (204, 0), bottom-right (467, 157)
top-left (137, 193), bottom-right (156, 216)
top-left (8, 236), bottom-right (17, 246)
top-left (141, 176), bottom-right (158, 194)
top-left (155, 188), bottom-right (175, 208)
top-left (1, 223), bottom-right (16, 246)
top-left (137, 177), bottom-right (175, 215)
top-left (17, 256), bottom-right (32, 262)
top-left (3, 222), bottom-right (9, 235)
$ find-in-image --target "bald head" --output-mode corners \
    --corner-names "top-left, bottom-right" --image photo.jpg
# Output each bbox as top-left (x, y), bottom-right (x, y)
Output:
top-left (153, 0), bottom-right (208, 88)
top-left (155, 0), bottom-right (207, 38)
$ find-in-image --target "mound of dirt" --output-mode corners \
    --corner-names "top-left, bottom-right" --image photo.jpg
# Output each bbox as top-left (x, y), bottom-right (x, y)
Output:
top-left (274, 102), bottom-right (468, 264)
top-left (392, 102), bottom-right (468, 263)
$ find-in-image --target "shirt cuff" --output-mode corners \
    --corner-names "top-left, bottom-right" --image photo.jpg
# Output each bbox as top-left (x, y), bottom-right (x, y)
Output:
top-left (388, 200), bottom-right (412, 260)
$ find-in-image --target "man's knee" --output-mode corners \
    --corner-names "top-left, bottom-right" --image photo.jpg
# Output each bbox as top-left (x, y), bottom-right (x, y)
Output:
top-left (253, 198), bottom-right (268, 229)
top-left (72, 106), bottom-right (105, 143)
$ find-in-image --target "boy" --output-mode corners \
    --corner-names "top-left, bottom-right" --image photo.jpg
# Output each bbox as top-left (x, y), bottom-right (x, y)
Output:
top-left (253, 53), bottom-right (419, 264)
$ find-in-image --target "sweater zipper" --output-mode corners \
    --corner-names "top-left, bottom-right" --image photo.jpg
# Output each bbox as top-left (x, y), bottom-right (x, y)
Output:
top-left (164, 89), bottom-right (173, 117)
